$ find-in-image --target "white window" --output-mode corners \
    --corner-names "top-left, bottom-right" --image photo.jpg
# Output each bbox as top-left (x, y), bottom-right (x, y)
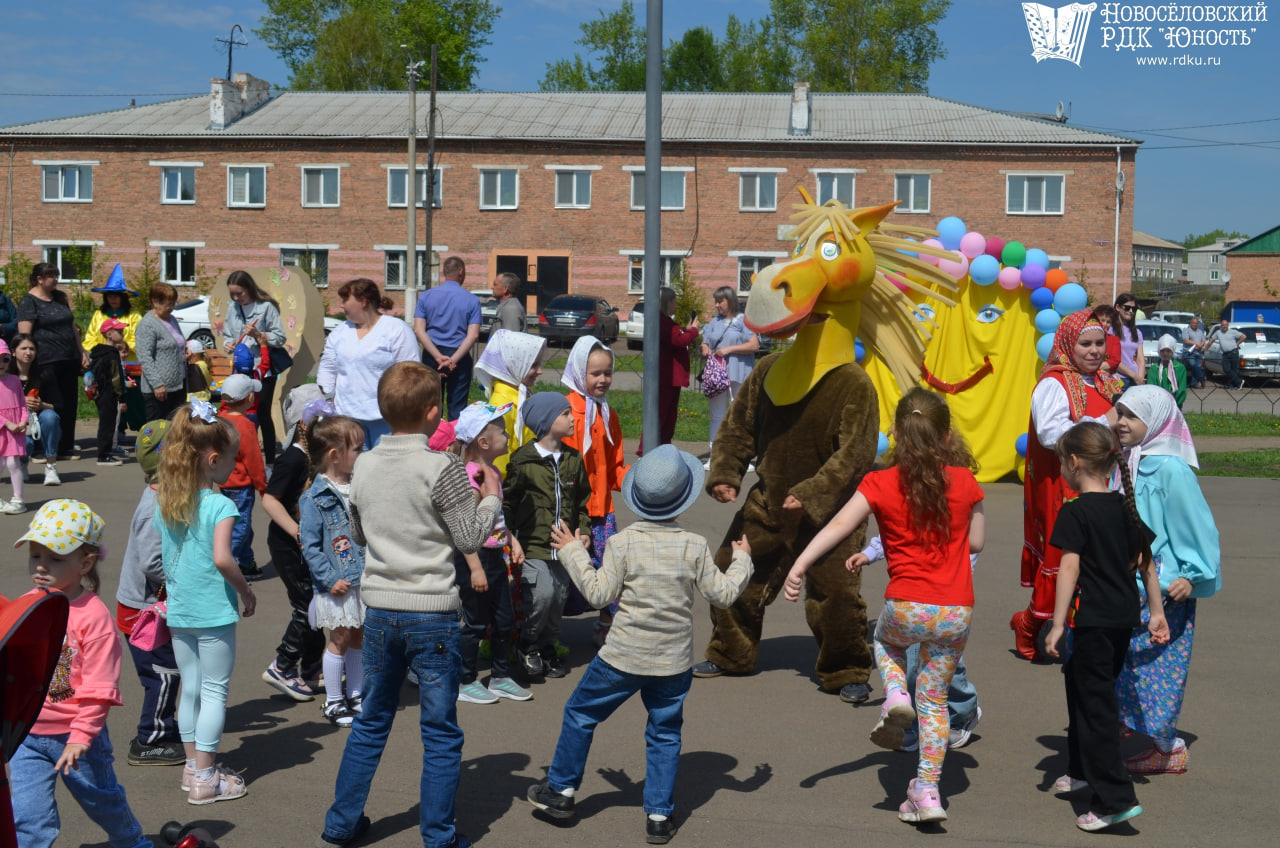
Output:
top-left (739, 173), bottom-right (777, 211)
top-left (1006, 174), bottom-right (1064, 215)
top-left (387, 167), bottom-right (443, 208)
top-left (737, 256), bottom-right (779, 295)
top-left (301, 167), bottom-right (340, 207)
top-left (227, 166), bottom-right (266, 207)
top-left (384, 249), bottom-right (431, 290)
top-left (554, 170), bottom-right (592, 208)
top-left (42, 164), bottom-right (93, 202)
top-left (161, 167), bottom-right (195, 204)
top-left (626, 254), bottom-right (684, 295)
top-left (479, 169), bottom-right (518, 209)
top-left (1210, 270), bottom-right (1220, 281)
top-left (1210, 254), bottom-right (1219, 264)
top-left (630, 171), bottom-right (687, 211)
top-left (161, 247), bottom-right (196, 285)
top-left (41, 244), bottom-right (94, 282)
top-left (280, 248), bottom-right (329, 287)
top-left (815, 172), bottom-right (855, 206)
top-left (894, 174), bottom-right (930, 213)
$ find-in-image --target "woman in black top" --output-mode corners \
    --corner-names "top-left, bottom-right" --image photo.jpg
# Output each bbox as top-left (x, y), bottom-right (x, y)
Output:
top-left (16, 263), bottom-right (87, 459)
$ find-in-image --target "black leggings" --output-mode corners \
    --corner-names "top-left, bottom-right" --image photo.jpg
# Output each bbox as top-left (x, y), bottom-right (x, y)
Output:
top-left (258, 374), bottom-right (278, 464)
top-left (37, 359), bottom-right (82, 457)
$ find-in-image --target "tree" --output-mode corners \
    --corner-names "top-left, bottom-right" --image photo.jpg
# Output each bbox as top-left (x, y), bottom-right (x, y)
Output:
top-left (719, 14), bottom-right (795, 92)
top-left (1181, 229), bottom-right (1250, 251)
top-left (255, 0), bottom-right (501, 91)
top-left (665, 27), bottom-right (724, 91)
top-left (542, 0), bottom-right (646, 91)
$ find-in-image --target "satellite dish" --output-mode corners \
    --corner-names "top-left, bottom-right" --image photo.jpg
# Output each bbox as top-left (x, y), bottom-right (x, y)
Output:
top-left (1222, 271), bottom-right (1231, 282)
top-left (1115, 170), bottom-right (1126, 191)
top-left (1055, 101), bottom-right (1065, 120)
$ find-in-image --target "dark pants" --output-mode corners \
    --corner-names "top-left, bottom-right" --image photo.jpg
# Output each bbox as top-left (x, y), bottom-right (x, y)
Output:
top-left (37, 359), bottom-right (81, 457)
top-left (94, 384), bottom-right (120, 461)
top-left (126, 638), bottom-right (181, 745)
top-left (456, 548), bottom-right (514, 682)
top-left (426, 346), bottom-right (473, 421)
top-left (1064, 626), bottom-right (1139, 815)
top-left (1222, 348), bottom-right (1243, 387)
top-left (268, 532), bottom-right (324, 674)
top-left (258, 374), bottom-right (278, 464)
top-left (639, 383), bottom-right (681, 454)
top-left (1184, 350), bottom-right (1205, 386)
top-left (144, 389), bottom-right (187, 423)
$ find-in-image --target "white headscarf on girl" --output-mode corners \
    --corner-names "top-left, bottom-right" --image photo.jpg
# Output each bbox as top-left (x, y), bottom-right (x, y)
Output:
top-left (474, 329), bottom-right (547, 446)
top-left (561, 335), bottom-right (614, 454)
top-left (1117, 384), bottom-right (1199, 482)
top-left (1155, 334), bottom-right (1180, 395)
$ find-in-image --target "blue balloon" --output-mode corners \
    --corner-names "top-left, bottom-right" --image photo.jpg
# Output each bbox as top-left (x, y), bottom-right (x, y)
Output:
top-left (1030, 286), bottom-right (1055, 311)
top-left (1025, 248), bottom-right (1050, 269)
top-left (1015, 433), bottom-right (1029, 458)
top-left (1034, 308), bottom-right (1062, 335)
top-left (854, 339), bottom-right (866, 364)
top-left (897, 237), bottom-right (919, 259)
top-left (936, 216), bottom-right (966, 251)
top-left (969, 254), bottom-right (1000, 286)
top-left (1053, 283), bottom-right (1089, 316)
top-left (876, 432), bottom-right (890, 457)
top-left (1036, 333), bottom-right (1055, 362)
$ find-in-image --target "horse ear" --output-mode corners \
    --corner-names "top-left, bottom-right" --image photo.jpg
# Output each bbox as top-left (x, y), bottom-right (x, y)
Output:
top-left (849, 201), bottom-right (898, 236)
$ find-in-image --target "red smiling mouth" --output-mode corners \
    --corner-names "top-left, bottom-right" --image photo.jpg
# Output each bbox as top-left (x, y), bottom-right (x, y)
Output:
top-left (920, 357), bottom-right (994, 394)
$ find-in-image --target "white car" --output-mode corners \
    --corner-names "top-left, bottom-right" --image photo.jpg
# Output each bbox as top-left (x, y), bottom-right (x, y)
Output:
top-left (173, 297), bottom-right (341, 349)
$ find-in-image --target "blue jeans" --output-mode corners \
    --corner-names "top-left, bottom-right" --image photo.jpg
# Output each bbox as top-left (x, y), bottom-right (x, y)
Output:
top-left (548, 656), bottom-right (692, 817)
top-left (353, 417), bottom-right (391, 451)
top-left (171, 624), bottom-right (237, 753)
top-left (322, 609), bottom-right (463, 848)
top-left (25, 407), bottom-right (62, 461)
top-left (10, 727), bottom-right (152, 848)
top-left (1184, 350), bottom-right (1205, 385)
top-left (222, 485), bottom-right (256, 569)
top-left (900, 646), bottom-right (979, 749)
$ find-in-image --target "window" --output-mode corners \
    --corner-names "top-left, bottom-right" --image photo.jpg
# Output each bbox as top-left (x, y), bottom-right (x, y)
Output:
top-left (1210, 270), bottom-right (1220, 281)
top-left (161, 247), bottom-right (196, 285)
top-left (1210, 254), bottom-right (1219, 264)
top-left (894, 174), bottom-right (930, 213)
top-left (162, 167), bottom-right (195, 204)
top-left (554, 170), bottom-right (592, 208)
top-left (384, 249), bottom-right (430, 289)
top-left (280, 248), bottom-right (329, 287)
top-left (387, 167), bottom-right (443, 208)
top-left (301, 167), bottom-right (340, 207)
top-left (815, 172), bottom-right (855, 206)
top-left (41, 244), bottom-right (94, 282)
top-left (1006, 174), bottom-right (1064, 215)
top-left (228, 166), bottom-right (266, 207)
top-left (739, 173), bottom-right (777, 211)
top-left (42, 164), bottom-right (93, 202)
top-left (630, 171), bottom-right (687, 211)
top-left (479, 169), bottom-right (518, 209)
top-left (737, 256), bottom-right (778, 295)
top-left (626, 254), bottom-right (684, 295)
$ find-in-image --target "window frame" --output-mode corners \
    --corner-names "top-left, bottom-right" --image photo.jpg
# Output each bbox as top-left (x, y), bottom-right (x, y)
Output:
top-left (300, 166), bottom-right (341, 208)
top-left (160, 166), bottom-right (196, 205)
top-left (227, 165), bottom-right (267, 208)
top-left (893, 173), bottom-right (931, 214)
top-left (386, 166), bottom-right (443, 209)
top-left (159, 246), bottom-right (197, 285)
top-left (731, 253), bottom-right (787, 296)
top-left (627, 168), bottom-right (690, 211)
top-left (812, 169), bottom-right (858, 206)
top-left (1005, 173), bottom-right (1065, 216)
top-left (622, 250), bottom-right (686, 295)
top-left (39, 243), bottom-right (97, 283)
top-left (553, 169), bottom-right (593, 209)
top-left (275, 245), bottom-right (335, 288)
top-left (737, 171), bottom-right (778, 212)
top-left (383, 248), bottom-right (431, 290)
top-left (40, 163), bottom-right (94, 203)
top-left (478, 168), bottom-right (519, 210)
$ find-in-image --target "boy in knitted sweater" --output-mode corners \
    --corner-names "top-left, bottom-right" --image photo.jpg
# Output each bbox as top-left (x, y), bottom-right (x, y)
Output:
top-left (317, 361), bottom-right (501, 848)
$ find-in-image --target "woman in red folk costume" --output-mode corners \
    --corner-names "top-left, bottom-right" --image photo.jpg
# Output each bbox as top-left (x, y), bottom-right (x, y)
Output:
top-left (1013, 309), bottom-right (1123, 661)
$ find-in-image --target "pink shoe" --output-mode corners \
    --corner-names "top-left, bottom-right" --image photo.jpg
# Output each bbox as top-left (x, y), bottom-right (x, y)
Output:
top-left (1125, 744), bottom-right (1188, 775)
top-left (898, 778), bottom-right (947, 823)
top-left (180, 762), bottom-right (194, 792)
top-left (870, 689), bottom-right (916, 751)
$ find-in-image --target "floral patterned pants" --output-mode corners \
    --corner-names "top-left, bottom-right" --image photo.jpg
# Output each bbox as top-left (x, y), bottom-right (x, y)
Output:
top-left (874, 599), bottom-right (972, 784)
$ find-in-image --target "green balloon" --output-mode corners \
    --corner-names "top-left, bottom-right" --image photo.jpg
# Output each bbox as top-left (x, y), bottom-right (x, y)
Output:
top-left (1002, 241), bottom-right (1027, 269)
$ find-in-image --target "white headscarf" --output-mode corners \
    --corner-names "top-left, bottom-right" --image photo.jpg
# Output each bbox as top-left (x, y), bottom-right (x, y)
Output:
top-left (474, 330), bottom-right (547, 446)
top-left (561, 336), bottom-right (614, 454)
top-left (1118, 384), bottom-right (1198, 482)
top-left (1155, 334), bottom-right (1180, 394)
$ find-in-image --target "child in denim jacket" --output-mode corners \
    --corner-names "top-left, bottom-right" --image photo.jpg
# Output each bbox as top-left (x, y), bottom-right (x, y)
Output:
top-left (299, 414), bottom-right (367, 727)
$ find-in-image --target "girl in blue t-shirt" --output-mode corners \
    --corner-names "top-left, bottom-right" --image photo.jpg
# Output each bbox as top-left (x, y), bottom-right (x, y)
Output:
top-left (156, 399), bottom-right (257, 805)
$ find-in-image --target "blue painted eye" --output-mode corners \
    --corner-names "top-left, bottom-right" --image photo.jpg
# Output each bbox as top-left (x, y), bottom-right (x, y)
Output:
top-left (976, 304), bottom-right (1005, 324)
top-left (917, 304), bottom-right (936, 321)
top-left (820, 240), bottom-right (840, 261)
top-left (794, 240), bottom-right (806, 258)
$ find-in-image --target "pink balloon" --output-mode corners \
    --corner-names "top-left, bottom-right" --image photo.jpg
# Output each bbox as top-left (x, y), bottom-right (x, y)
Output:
top-left (886, 273), bottom-right (910, 293)
top-left (985, 236), bottom-right (1006, 259)
top-left (998, 266), bottom-right (1023, 290)
top-left (959, 231), bottom-right (986, 260)
top-left (938, 254), bottom-right (970, 280)
top-left (920, 238), bottom-right (944, 266)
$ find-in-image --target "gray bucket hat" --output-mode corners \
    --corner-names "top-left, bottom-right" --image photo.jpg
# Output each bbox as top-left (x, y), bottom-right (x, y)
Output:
top-left (621, 444), bottom-right (704, 522)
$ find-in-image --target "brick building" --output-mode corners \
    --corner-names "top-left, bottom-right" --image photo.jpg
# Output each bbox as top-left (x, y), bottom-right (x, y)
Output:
top-left (1223, 225), bottom-right (1280, 302)
top-left (0, 74), bottom-right (1139, 315)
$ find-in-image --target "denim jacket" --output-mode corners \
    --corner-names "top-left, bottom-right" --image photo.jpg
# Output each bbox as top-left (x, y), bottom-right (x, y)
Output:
top-left (299, 475), bottom-right (366, 593)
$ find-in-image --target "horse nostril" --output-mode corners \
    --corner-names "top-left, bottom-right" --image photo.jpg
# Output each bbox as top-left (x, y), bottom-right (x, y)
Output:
top-left (772, 278), bottom-right (792, 299)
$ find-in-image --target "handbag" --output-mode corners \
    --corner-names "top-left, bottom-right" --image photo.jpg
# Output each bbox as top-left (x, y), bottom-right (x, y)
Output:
top-left (129, 585), bottom-right (169, 651)
top-left (700, 353), bottom-right (730, 398)
top-left (267, 345), bottom-right (294, 375)
top-left (26, 412), bottom-right (41, 441)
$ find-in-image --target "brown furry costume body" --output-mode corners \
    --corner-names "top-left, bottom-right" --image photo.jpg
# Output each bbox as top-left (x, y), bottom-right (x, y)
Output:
top-left (704, 353), bottom-right (878, 691)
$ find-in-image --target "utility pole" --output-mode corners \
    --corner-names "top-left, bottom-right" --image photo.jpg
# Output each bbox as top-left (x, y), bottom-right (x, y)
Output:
top-left (423, 46), bottom-right (439, 291)
top-left (404, 48), bottom-right (425, 326)
top-left (641, 0), bottom-right (662, 450)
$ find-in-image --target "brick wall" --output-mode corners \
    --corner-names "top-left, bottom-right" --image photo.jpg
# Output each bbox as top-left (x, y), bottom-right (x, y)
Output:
top-left (1222, 254), bottom-right (1280, 302)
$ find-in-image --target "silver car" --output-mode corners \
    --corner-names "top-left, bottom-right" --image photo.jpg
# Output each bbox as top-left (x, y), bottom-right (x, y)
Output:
top-left (1203, 323), bottom-right (1280, 383)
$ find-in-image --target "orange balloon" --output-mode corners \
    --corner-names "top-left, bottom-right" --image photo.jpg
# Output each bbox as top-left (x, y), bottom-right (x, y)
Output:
top-left (1043, 268), bottom-right (1069, 293)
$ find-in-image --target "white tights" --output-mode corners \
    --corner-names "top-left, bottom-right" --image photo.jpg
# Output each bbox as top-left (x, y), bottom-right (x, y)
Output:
top-left (5, 455), bottom-right (23, 502)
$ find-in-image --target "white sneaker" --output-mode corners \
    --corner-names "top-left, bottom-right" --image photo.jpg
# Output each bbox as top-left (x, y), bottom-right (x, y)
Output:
top-left (948, 705), bottom-right (982, 749)
top-left (43, 464), bottom-right (61, 486)
top-left (1, 498), bottom-right (26, 515)
top-left (702, 459), bottom-right (711, 471)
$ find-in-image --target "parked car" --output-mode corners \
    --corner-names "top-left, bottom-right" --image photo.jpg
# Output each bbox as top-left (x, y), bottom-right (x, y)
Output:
top-left (537, 295), bottom-right (620, 344)
top-left (173, 297), bottom-right (342, 349)
top-left (1150, 310), bottom-right (1197, 326)
top-left (1202, 323), bottom-right (1280, 383)
top-left (626, 300), bottom-right (646, 350)
top-left (467, 288), bottom-right (500, 337)
top-left (1134, 320), bottom-right (1184, 370)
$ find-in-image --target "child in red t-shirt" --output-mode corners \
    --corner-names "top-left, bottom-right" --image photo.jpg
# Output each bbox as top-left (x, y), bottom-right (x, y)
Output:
top-left (217, 378), bottom-right (268, 582)
top-left (784, 388), bottom-right (985, 826)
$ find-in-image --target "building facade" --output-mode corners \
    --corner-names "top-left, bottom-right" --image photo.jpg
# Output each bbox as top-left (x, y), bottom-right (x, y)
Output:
top-left (1185, 238), bottom-right (1243, 288)
top-left (1131, 229), bottom-right (1184, 287)
top-left (1222, 226), bottom-right (1280, 302)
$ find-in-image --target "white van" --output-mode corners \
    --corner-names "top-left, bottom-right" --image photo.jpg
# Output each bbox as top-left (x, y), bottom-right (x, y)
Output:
top-left (1150, 311), bottom-right (1197, 326)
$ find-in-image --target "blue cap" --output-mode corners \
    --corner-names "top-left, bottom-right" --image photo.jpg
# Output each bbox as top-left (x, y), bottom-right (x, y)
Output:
top-left (232, 343), bottom-right (256, 374)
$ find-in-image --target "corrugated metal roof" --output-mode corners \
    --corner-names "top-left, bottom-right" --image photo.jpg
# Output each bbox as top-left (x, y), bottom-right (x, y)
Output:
top-left (1133, 230), bottom-right (1183, 250)
top-left (0, 89), bottom-right (1139, 146)
top-left (1224, 225), bottom-right (1280, 254)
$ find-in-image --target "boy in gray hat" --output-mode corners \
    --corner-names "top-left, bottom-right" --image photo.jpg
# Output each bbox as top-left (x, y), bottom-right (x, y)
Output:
top-left (528, 444), bottom-right (753, 844)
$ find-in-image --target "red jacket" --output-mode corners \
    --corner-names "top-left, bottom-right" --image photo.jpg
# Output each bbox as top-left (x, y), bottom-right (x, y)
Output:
top-left (659, 312), bottom-right (699, 388)
top-left (219, 410), bottom-right (267, 492)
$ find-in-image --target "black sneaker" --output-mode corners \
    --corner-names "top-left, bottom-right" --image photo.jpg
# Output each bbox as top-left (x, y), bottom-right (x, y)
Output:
top-left (542, 652), bottom-right (569, 679)
top-left (691, 660), bottom-right (725, 678)
top-left (518, 647), bottom-right (545, 678)
top-left (527, 780), bottom-right (575, 819)
top-left (646, 816), bottom-right (678, 844)
top-left (127, 738), bottom-right (185, 766)
top-left (240, 564), bottom-right (267, 582)
top-left (839, 682), bottom-right (872, 704)
top-left (316, 814), bottom-right (370, 847)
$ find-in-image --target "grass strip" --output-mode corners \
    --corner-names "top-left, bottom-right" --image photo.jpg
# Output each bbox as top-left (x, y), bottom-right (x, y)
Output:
top-left (1196, 448), bottom-right (1280, 478)
top-left (1185, 412), bottom-right (1280, 437)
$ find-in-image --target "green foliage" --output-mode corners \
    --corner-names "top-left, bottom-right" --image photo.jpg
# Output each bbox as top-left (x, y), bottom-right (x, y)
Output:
top-left (128, 243), bottom-right (161, 310)
top-left (720, 14), bottom-right (795, 92)
top-left (1196, 448), bottom-right (1280, 478)
top-left (664, 27), bottom-right (724, 91)
top-left (1184, 412), bottom-right (1280, 437)
top-left (542, 0), bottom-right (646, 91)
top-left (1182, 229), bottom-right (1250, 252)
top-left (1, 253), bottom-right (34, 303)
top-left (669, 263), bottom-right (706, 328)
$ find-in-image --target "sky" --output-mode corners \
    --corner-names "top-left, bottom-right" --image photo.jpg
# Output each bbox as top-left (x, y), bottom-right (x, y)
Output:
top-left (1, 0), bottom-right (1277, 243)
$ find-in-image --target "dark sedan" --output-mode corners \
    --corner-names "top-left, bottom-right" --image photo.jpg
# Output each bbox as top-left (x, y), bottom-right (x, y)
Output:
top-left (537, 295), bottom-right (621, 344)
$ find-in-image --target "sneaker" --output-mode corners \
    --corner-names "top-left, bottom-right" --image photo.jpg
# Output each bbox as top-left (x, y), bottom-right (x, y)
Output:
top-left (262, 662), bottom-right (316, 702)
top-left (518, 647), bottom-right (545, 678)
top-left (489, 677), bottom-right (533, 701)
top-left (898, 778), bottom-right (947, 823)
top-left (542, 651), bottom-right (568, 679)
top-left (702, 459), bottom-right (711, 471)
top-left (691, 660), bottom-right (725, 678)
top-left (746, 462), bottom-right (756, 473)
top-left (127, 738), bottom-right (185, 766)
top-left (870, 690), bottom-right (916, 751)
top-left (240, 564), bottom-right (267, 582)
top-left (1124, 743), bottom-right (1188, 775)
top-left (646, 816), bottom-right (678, 844)
top-left (322, 699), bottom-right (356, 727)
top-left (56, 454), bottom-right (75, 463)
top-left (43, 464), bottom-right (61, 486)
top-left (96, 456), bottom-right (124, 466)
top-left (839, 682), bottom-right (872, 704)
top-left (30, 454), bottom-right (47, 465)
top-left (457, 680), bottom-right (499, 704)
top-left (1052, 774), bottom-right (1088, 793)
top-left (316, 815), bottom-right (371, 848)
top-left (948, 706), bottom-right (982, 749)
top-left (187, 765), bottom-right (247, 805)
top-left (1077, 806), bottom-right (1142, 832)
top-left (526, 780), bottom-right (575, 819)
top-left (0, 498), bottom-right (25, 515)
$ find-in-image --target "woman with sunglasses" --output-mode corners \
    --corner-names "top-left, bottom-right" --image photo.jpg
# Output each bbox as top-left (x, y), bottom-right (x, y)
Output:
top-left (16, 263), bottom-right (87, 461)
top-left (1112, 294), bottom-right (1146, 389)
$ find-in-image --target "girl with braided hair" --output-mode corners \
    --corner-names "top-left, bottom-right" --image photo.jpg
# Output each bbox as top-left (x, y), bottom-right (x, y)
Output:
top-left (1043, 420), bottom-right (1169, 832)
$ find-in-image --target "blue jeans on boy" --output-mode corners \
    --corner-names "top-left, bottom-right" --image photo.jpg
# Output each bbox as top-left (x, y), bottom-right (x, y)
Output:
top-left (221, 485), bottom-right (256, 569)
top-left (25, 407), bottom-right (61, 461)
top-left (900, 644), bottom-right (979, 750)
top-left (127, 639), bottom-right (181, 745)
top-left (547, 656), bottom-right (692, 817)
top-left (10, 727), bottom-right (152, 848)
top-left (322, 609), bottom-right (464, 848)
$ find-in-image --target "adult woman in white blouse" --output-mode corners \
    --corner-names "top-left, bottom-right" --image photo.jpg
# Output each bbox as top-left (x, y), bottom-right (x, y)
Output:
top-left (317, 279), bottom-right (419, 449)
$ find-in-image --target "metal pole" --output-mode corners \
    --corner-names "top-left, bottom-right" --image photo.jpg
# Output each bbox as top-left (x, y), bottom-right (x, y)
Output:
top-left (404, 50), bottom-right (422, 325)
top-left (423, 45), bottom-right (438, 291)
top-left (641, 0), bottom-right (663, 450)
top-left (1113, 146), bottom-right (1122, 303)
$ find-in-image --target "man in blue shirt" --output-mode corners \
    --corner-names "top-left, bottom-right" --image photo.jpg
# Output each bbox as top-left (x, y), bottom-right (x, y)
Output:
top-left (413, 256), bottom-right (482, 420)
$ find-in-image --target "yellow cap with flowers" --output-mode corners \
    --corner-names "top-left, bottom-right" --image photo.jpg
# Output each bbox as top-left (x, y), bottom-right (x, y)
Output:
top-left (14, 499), bottom-right (106, 554)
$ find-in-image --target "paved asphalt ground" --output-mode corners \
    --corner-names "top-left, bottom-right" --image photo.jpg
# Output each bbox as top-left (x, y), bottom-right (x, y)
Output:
top-left (2, 425), bottom-right (1276, 848)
